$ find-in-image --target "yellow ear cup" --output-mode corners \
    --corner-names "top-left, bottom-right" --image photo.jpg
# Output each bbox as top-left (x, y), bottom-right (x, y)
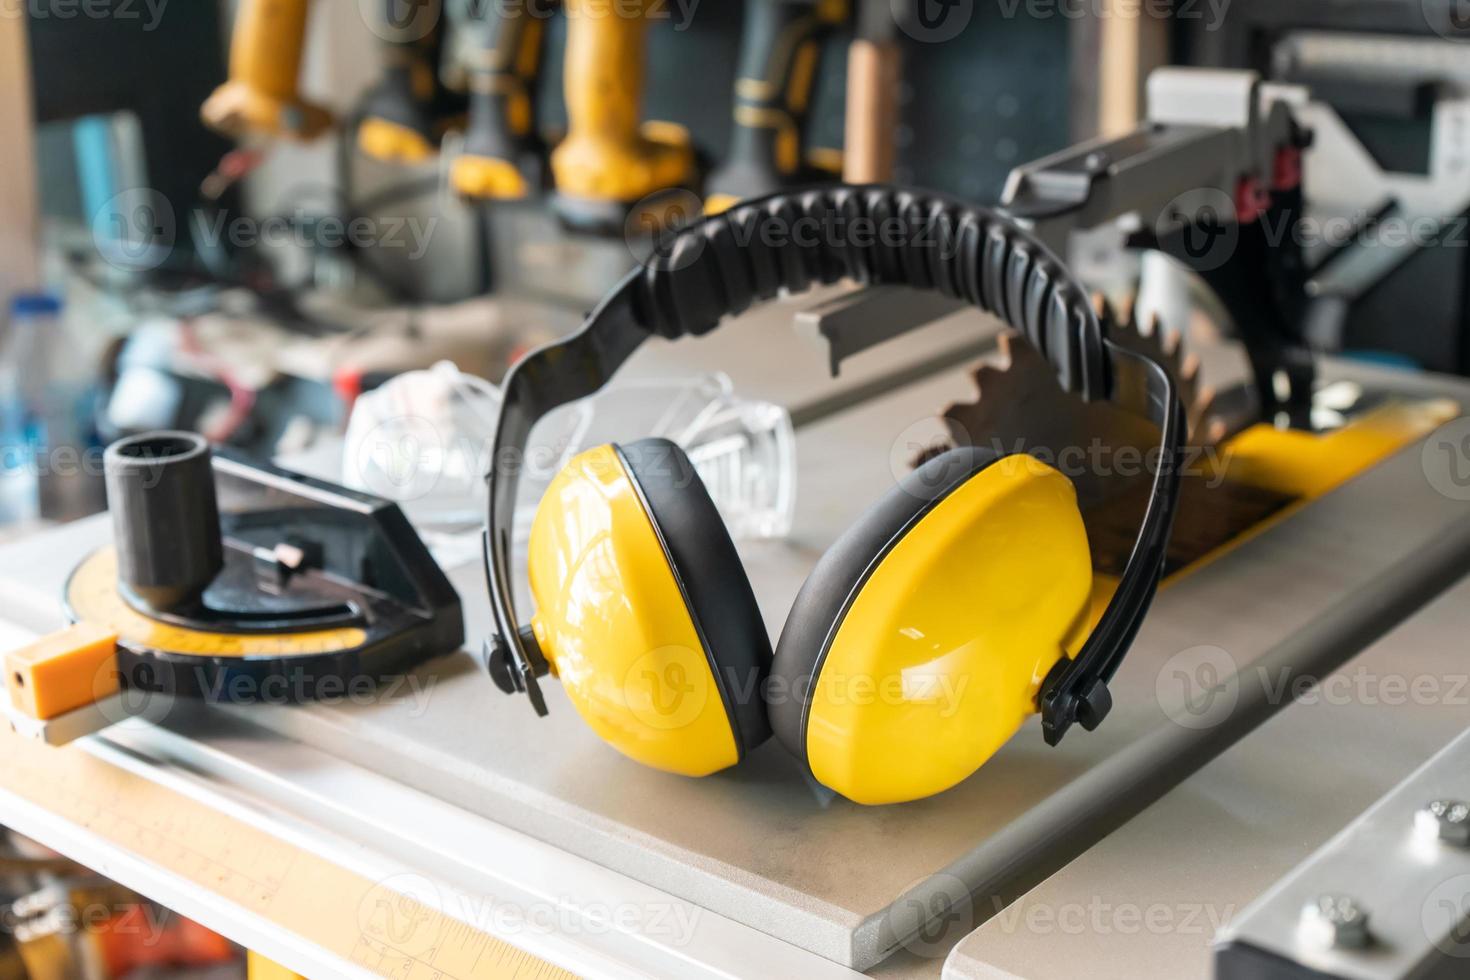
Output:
top-left (527, 440), bottom-right (771, 776)
top-left (769, 448), bottom-right (1093, 805)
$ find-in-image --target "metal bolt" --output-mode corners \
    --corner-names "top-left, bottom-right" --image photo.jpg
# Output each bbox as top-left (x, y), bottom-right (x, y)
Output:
top-left (1299, 894), bottom-right (1371, 950)
top-left (1416, 799), bottom-right (1470, 846)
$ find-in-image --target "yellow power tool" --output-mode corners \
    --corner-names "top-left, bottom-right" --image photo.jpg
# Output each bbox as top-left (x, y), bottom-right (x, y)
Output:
top-left (448, 0), bottom-right (549, 200)
top-left (705, 0), bottom-right (847, 215)
top-left (358, 0), bottom-right (465, 164)
top-left (550, 0), bottom-right (696, 231)
top-left (201, 0), bottom-right (332, 140)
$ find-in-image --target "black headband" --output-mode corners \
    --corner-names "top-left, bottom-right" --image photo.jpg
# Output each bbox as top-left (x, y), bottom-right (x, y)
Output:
top-left (482, 185), bottom-right (1184, 744)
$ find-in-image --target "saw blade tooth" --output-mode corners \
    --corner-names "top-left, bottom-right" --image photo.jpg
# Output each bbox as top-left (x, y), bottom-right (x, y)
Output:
top-left (1188, 384), bottom-right (1217, 435)
top-left (1091, 292), bottom-right (1116, 332)
top-left (1181, 351), bottom-right (1202, 385)
top-left (996, 330), bottom-right (1019, 364)
top-left (1124, 295), bottom-right (1142, 335)
top-left (1149, 311), bottom-right (1179, 354)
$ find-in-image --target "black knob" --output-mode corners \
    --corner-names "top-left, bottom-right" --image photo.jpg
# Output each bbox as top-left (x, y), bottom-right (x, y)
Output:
top-left (104, 431), bottom-right (223, 612)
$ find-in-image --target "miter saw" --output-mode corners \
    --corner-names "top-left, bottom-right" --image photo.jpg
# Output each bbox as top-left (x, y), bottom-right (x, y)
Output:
top-left (811, 67), bottom-right (1462, 587)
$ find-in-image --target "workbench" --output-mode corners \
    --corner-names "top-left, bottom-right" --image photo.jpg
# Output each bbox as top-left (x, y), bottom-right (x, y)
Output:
top-left (2, 292), bottom-right (1470, 979)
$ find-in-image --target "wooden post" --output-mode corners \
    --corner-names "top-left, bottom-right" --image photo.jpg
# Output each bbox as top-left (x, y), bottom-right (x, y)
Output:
top-left (0, 13), bottom-right (40, 314)
top-left (843, 38), bottom-right (902, 183)
top-left (1081, 0), bottom-right (1172, 139)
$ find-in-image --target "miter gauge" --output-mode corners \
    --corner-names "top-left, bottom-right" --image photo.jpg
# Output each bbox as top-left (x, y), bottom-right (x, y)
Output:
top-left (5, 431), bottom-right (462, 740)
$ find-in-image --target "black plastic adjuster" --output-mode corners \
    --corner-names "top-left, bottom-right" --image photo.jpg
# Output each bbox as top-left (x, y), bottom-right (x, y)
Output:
top-left (484, 625), bottom-right (550, 717)
top-left (1076, 678), bottom-right (1113, 731)
top-left (1039, 658), bottom-right (1113, 745)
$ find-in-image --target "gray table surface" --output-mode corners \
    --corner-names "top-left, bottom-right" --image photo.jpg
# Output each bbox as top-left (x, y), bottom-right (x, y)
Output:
top-left (2, 304), bottom-right (1468, 973)
top-left (945, 569), bottom-right (1470, 980)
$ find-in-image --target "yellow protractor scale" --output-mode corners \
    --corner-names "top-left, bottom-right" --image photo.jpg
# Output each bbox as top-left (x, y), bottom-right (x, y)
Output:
top-left (67, 548), bottom-right (368, 658)
top-left (54, 432), bottom-right (464, 703)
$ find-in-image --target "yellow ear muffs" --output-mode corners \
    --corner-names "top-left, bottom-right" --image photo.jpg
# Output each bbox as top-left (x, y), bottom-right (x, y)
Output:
top-left (526, 438), bottom-right (773, 776)
top-left (768, 447), bottom-right (1094, 805)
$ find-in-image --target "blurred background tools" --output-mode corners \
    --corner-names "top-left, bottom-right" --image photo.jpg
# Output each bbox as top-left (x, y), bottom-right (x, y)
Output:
top-left (356, 0), bottom-right (465, 165)
top-left (548, 0), bottom-right (696, 232)
top-left (447, 0), bottom-right (550, 200)
top-left (10, 0), bottom-right (1470, 518)
top-left (704, 0), bottom-right (847, 213)
top-left (200, 0), bottom-right (331, 141)
top-left (0, 828), bottom-right (239, 980)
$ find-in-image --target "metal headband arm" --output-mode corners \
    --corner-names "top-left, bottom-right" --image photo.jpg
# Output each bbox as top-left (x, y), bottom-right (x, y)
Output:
top-left (1037, 340), bottom-right (1184, 744)
top-left (482, 185), bottom-right (1185, 748)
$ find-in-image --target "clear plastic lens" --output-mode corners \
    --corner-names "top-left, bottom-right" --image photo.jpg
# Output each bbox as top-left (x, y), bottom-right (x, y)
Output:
top-left (683, 398), bottom-right (796, 541)
top-left (344, 364), bottom-right (796, 564)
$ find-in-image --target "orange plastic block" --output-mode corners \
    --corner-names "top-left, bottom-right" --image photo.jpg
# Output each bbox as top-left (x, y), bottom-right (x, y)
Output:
top-left (5, 622), bottom-right (119, 720)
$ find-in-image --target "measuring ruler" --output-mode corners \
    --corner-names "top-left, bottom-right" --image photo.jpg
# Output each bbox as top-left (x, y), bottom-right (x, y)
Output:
top-left (0, 726), bottom-right (576, 980)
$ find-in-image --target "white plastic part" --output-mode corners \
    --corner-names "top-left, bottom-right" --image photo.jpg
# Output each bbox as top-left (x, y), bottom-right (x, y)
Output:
top-left (343, 363), bottom-right (796, 565)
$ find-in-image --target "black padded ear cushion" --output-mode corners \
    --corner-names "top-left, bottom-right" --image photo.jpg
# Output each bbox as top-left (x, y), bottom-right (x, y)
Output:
top-left (617, 438), bottom-right (773, 756)
top-left (768, 445), bottom-right (1003, 767)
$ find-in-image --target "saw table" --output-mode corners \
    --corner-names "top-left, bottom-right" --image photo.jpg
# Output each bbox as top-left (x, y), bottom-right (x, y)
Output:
top-left (2, 295), bottom-right (1470, 979)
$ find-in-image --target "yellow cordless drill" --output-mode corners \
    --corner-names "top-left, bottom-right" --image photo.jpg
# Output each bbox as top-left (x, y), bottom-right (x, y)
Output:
top-left (358, 0), bottom-right (465, 164)
top-left (201, 0), bottom-right (332, 140)
top-left (705, 0), bottom-right (847, 215)
top-left (447, 0), bottom-right (550, 200)
top-left (549, 0), bottom-right (696, 232)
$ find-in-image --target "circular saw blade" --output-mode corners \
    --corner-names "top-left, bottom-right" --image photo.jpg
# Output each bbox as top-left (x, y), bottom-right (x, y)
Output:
top-left (936, 330), bottom-right (1160, 508)
top-left (1095, 295), bottom-right (1221, 445)
top-left (927, 296), bottom-right (1226, 475)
